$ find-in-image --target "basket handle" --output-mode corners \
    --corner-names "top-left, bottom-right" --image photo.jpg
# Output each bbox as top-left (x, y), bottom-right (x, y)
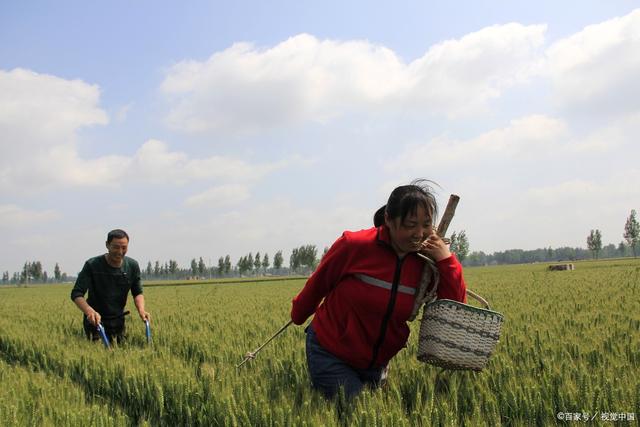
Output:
top-left (465, 289), bottom-right (491, 310)
top-left (415, 252), bottom-right (491, 310)
top-left (433, 194), bottom-right (492, 310)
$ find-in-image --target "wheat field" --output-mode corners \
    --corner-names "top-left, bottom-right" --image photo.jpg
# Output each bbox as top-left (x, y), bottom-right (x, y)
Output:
top-left (1, 259), bottom-right (638, 426)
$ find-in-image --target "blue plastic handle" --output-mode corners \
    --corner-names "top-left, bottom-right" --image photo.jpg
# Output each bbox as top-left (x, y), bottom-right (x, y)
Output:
top-left (145, 319), bottom-right (151, 344)
top-left (96, 323), bottom-right (110, 348)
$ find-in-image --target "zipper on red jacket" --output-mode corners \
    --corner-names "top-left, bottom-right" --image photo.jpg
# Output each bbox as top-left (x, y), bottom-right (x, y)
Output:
top-left (368, 256), bottom-right (404, 369)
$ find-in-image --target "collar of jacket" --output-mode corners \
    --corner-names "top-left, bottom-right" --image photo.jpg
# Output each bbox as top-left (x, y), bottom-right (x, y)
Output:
top-left (376, 225), bottom-right (393, 248)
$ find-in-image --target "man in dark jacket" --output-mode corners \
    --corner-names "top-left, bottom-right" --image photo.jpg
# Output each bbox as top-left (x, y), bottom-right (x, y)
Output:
top-left (71, 229), bottom-right (150, 342)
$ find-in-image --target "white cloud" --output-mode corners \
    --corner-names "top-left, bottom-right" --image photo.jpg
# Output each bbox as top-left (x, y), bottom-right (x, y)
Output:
top-left (433, 169), bottom-right (640, 253)
top-left (405, 23), bottom-right (546, 116)
top-left (0, 68), bottom-right (116, 192)
top-left (128, 139), bottom-right (288, 185)
top-left (128, 139), bottom-right (189, 183)
top-left (3, 10), bottom-right (639, 273)
top-left (185, 154), bottom-right (283, 181)
top-left (114, 103), bottom-right (133, 123)
top-left (382, 109), bottom-right (639, 252)
top-left (502, 171), bottom-right (640, 247)
top-left (185, 184), bottom-right (250, 207)
top-left (1, 144), bottom-right (129, 191)
top-left (161, 26), bottom-right (546, 133)
top-left (572, 111), bottom-right (640, 153)
top-left (523, 168), bottom-right (639, 213)
top-left (546, 9), bottom-right (640, 116)
top-left (0, 67), bottom-right (287, 194)
top-left (0, 68), bottom-right (108, 146)
top-left (385, 114), bottom-right (568, 176)
top-left (526, 179), bottom-right (606, 208)
top-left (161, 35), bottom-right (406, 133)
top-left (0, 204), bottom-right (59, 228)
top-left (131, 196), bottom-right (373, 266)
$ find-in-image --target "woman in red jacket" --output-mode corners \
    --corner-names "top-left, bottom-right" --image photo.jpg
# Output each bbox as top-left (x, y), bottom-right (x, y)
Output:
top-left (291, 179), bottom-right (467, 399)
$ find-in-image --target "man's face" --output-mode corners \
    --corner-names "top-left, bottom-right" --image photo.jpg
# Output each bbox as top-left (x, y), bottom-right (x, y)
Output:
top-left (106, 237), bottom-right (129, 265)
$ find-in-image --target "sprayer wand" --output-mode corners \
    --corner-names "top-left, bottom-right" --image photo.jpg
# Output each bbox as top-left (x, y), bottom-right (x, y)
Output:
top-left (237, 320), bottom-right (293, 368)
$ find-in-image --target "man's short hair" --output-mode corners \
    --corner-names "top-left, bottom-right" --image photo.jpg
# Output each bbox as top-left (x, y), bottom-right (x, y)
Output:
top-left (107, 229), bottom-right (129, 243)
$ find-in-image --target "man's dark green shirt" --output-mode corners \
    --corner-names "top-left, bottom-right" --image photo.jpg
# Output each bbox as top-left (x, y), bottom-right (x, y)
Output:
top-left (70, 255), bottom-right (143, 317)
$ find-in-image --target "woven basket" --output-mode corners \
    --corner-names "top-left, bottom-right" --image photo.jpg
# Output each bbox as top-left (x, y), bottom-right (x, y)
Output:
top-left (417, 292), bottom-right (504, 371)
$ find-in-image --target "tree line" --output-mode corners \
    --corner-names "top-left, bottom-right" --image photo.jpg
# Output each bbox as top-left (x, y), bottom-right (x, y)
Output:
top-left (585, 209), bottom-right (639, 259)
top-left (2, 261), bottom-right (66, 285)
top-left (465, 209), bottom-right (639, 266)
top-left (140, 245), bottom-right (320, 280)
top-left (3, 210), bottom-right (638, 284)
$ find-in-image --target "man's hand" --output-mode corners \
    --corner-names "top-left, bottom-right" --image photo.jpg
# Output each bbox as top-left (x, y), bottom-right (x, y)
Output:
top-left (419, 232), bottom-right (452, 262)
top-left (134, 294), bottom-right (150, 322)
top-left (74, 297), bottom-right (101, 326)
top-left (86, 310), bottom-right (102, 327)
top-left (138, 310), bottom-right (151, 322)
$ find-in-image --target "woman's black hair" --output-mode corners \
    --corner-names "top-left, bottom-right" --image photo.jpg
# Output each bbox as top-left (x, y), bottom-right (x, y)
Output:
top-left (107, 229), bottom-right (129, 243)
top-left (373, 179), bottom-right (438, 227)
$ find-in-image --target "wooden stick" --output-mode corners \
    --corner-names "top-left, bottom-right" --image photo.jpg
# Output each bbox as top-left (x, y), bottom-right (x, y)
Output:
top-left (409, 194), bottom-right (461, 321)
top-left (436, 194), bottom-right (460, 238)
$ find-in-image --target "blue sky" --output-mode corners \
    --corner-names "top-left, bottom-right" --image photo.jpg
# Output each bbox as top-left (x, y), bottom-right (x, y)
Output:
top-left (1, 1), bottom-right (639, 275)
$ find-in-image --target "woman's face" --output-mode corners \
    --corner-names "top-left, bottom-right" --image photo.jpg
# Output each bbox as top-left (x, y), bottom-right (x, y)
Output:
top-left (386, 205), bottom-right (432, 258)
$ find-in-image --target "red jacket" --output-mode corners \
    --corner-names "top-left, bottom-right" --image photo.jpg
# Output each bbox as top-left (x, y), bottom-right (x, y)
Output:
top-left (291, 226), bottom-right (467, 369)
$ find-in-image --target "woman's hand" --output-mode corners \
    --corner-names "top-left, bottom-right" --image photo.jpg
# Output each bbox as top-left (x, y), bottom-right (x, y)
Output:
top-left (419, 232), bottom-right (451, 262)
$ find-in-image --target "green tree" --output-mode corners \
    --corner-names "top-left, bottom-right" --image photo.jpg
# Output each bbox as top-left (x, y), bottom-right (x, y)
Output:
top-left (273, 251), bottom-right (283, 270)
top-left (154, 261), bottom-right (161, 277)
top-left (247, 253), bottom-right (254, 274)
top-left (289, 245), bottom-right (318, 273)
top-left (450, 231), bottom-right (470, 262)
top-left (618, 241), bottom-right (627, 256)
top-left (29, 261), bottom-right (43, 281)
top-left (236, 257), bottom-right (244, 275)
top-left (21, 262), bottom-right (29, 284)
top-left (303, 245), bottom-right (318, 270)
top-left (587, 229), bottom-right (603, 259)
top-left (465, 251), bottom-right (487, 266)
top-left (224, 255), bottom-right (231, 275)
top-left (624, 209), bottom-right (639, 257)
top-left (262, 253), bottom-right (269, 272)
top-left (237, 255), bottom-right (253, 276)
top-left (198, 257), bottom-right (206, 276)
top-left (289, 248), bottom-right (300, 273)
top-left (54, 263), bottom-right (61, 281)
top-left (254, 252), bottom-right (262, 273)
top-left (169, 260), bottom-right (179, 276)
top-left (163, 262), bottom-right (169, 276)
top-left (217, 257), bottom-right (225, 276)
top-left (190, 258), bottom-right (198, 276)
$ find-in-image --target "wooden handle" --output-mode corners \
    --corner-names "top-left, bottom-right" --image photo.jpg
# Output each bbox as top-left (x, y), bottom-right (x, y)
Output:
top-left (436, 194), bottom-right (459, 238)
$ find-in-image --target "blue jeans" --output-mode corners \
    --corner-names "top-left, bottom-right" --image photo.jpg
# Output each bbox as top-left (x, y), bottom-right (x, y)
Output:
top-left (306, 325), bottom-right (387, 399)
